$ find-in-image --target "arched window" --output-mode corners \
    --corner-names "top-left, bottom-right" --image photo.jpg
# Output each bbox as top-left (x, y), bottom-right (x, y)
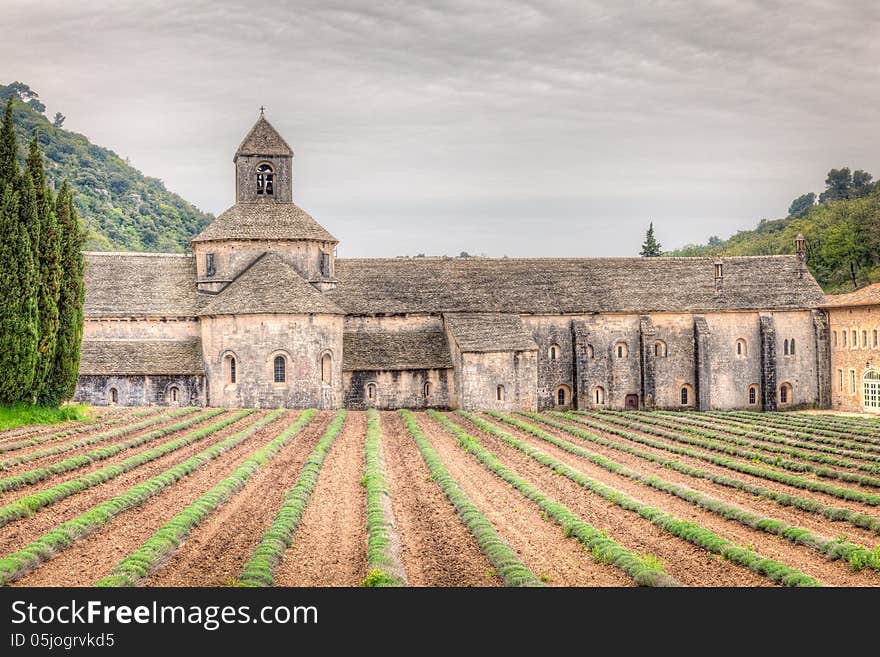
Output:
top-left (790, 337), bottom-right (795, 355)
top-left (109, 388), bottom-right (118, 405)
top-left (321, 352), bottom-right (332, 385)
top-left (863, 330), bottom-right (868, 348)
top-left (615, 342), bottom-right (628, 359)
top-left (850, 369), bottom-right (857, 393)
top-left (424, 381), bottom-right (431, 398)
top-left (783, 339), bottom-right (789, 356)
top-left (496, 385), bottom-right (505, 402)
top-left (587, 344), bottom-right (594, 359)
top-left (366, 382), bottom-right (377, 402)
top-left (864, 371), bottom-right (880, 410)
top-left (874, 330), bottom-right (878, 348)
top-left (680, 386), bottom-right (688, 405)
top-left (548, 344), bottom-right (560, 361)
top-left (226, 355), bottom-right (237, 384)
top-left (273, 355), bottom-right (286, 383)
top-left (680, 384), bottom-right (694, 406)
top-left (852, 330), bottom-right (857, 349)
top-left (735, 338), bottom-right (747, 358)
top-left (843, 331), bottom-right (848, 347)
top-left (779, 382), bottom-right (792, 404)
top-left (593, 386), bottom-right (605, 405)
top-left (169, 386), bottom-right (179, 403)
top-left (555, 385), bottom-right (571, 407)
top-left (654, 340), bottom-right (667, 358)
top-left (748, 385), bottom-right (758, 405)
top-left (838, 369), bottom-right (844, 391)
top-left (256, 163), bottom-right (274, 195)
top-left (833, 331), bottom-right (838, 348)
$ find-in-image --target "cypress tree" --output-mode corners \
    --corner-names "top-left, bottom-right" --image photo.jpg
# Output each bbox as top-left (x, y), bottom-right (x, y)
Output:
top-left (45, 182), bottom-right (85, 404)
top-left (0, 98), bottom-right (16, 190)
top-left (0, 183), bottom-right (39, 403)
top-left (27, 135), bottom-right (62, 403)
top-left (640, 222), bottom-right (663, 257)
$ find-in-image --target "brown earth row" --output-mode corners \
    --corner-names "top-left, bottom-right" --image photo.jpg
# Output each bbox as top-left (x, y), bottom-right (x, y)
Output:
top-left (0, 411), bottom-right (256, 555)
top-left (12, 410), bottom-right (291, 586)
top-left (144, 412), bottom-right (334, 586)
top-left (381, 411), bottom-right (500, 586)
top-left (273, 412), bottom-right (369, 586)
top-left (564, 414), bottom-right (880, 519)
top-left (469, 414), bottom-right (877, 586)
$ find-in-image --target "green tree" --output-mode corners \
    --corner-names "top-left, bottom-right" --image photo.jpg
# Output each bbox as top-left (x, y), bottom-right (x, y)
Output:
top-left (0, 98), bottom-right (16, 189)
top-left (788, 192), bottom-right (816, 217)
top-left (0, 184), bottom-right (39, 403)
top-left (640, 222), bottom-right (662, 257)
top-left (44, 182), bottom-right (85, 404)
top-left (819, 168), bottom-right (853, 204)
top-left (853, 170), bottom-right (874, 197)
top-left (27, 135), bottom-right (62, 402)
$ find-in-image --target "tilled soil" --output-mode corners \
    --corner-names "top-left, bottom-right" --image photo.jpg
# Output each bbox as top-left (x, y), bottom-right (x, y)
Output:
top-left (562, 415), bottom-right (880, 521)
top-left (144, 412), bottom-right (332, 586)
top-left (436, 414), bottom-right (769, 587)
top-left (0, 409), bottom-right (200, 474)
top-left (381, 412), bottom-right (500, 586)
top-left (0, 408), bottom-right (146, 445)
top-left (0, 411), bottom-right (252, 556)
top-left (518, 416), bottom-right (880, 557)
top-left (419, 414), bottom-right (635, 587)
top-left (471, 415), bottom-right (876, 586)
top-left (274, 412), bottom-right (369, 586)
top-left (12, 411), bottom-right (286, 587)
top-left (0, 410), bottom-right (238, 509)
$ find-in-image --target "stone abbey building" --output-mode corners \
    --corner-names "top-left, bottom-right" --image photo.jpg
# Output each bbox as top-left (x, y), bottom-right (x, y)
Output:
top-left (75, 115), bottom-right (832, 412)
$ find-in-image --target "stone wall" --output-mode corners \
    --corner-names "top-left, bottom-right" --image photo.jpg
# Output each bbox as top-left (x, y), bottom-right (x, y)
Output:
top-left (827, 305), bottom-right (880, 412)
top-left (521, 316), bottom-right (576, 410)
top-left (572, 314), bottom-right (642, 410)
top-left (83, 318), bottom-right (200, 340)
top-left (235, 154), bottom-right (293, 203)
top-left (193, 238), bottom-right (335, 291)
top-left (200, 313), bottom-right (343, 409)
top-left (74, 374), bottom-right (205, 407)
top-left (343, 368), bottom-right (454, 409)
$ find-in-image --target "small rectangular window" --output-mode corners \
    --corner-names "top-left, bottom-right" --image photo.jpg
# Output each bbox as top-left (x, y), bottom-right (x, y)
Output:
top-left (206, 253), bottom-right (216, 277)
top-left (838, 369), bottom-right (843, 391)
top-left (843, 331), bottom-right (847, 347)
top-left (851, 370), bottom-right (857, 394)
top-left (833, 331), bottom-right (838, 348)
top-left (874, 330), bottom-right (878, 348)
top-left (852, 330), bottom-right (857, 349)
top-left (320, 252), bottom-right (331, 277)
top-left (863, 330), bottom-right (868, 347)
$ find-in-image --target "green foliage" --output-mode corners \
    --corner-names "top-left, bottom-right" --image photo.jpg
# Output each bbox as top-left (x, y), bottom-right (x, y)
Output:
top-left (363, 409), bottom-right (406, 586)
top-left (640, 222), bottom-right (662, 257)
top-left (238, 410), bottom-right (346, 587)
top-left (0, 408), bottom-right (263, 586)
top-left (0, 403), bottom-right (89, 432)
top-left (95, 409), bottom-right (312, 587)
top-left (430, 410), bottom-right (677, 587)
top-left (492, 412), bottom-right (879, 573)
top-left (0, 83), bottom-right (212, 252)
top-left (401, 410), bottom-right (543, 587)
top-left (0, 408), bottom-right (238, 529)
top-left (44, 182), bottom-right (85, 405)
top-left (666, 170), bottom-right (880, 292)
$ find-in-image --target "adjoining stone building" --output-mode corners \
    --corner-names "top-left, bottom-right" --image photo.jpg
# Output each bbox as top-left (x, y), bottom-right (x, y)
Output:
top-left (74, 115), bottom-right (830, 412)
top-left (823, 283), bottom-right (880, 413)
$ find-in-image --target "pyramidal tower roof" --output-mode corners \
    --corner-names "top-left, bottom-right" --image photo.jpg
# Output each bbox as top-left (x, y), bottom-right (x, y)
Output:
top-left (234, 113), bottom-right (293, 160)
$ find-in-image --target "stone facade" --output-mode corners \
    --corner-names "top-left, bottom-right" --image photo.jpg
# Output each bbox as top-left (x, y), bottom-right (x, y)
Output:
top-left (823, 284), bottom-right (880, 413)
top-left (74, 114), bottom-right (835, 412)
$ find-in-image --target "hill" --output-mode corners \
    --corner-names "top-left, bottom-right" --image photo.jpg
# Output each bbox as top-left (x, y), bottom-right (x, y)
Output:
top-left (667, 170), bottom-right (880, 292)
top-left (0, 82), bottom-right (212, 252)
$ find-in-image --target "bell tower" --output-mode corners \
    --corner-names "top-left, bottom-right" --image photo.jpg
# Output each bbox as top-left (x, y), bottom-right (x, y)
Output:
top-left (234, 110), bottom-right (294, 203)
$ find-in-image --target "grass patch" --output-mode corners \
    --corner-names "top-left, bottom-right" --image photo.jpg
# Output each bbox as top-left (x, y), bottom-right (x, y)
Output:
top-left (0, 404), bottom-right (91, 432)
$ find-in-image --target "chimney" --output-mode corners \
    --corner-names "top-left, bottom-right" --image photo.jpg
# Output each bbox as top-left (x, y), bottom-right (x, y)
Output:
top-left (795, 234), bottom-right (807, 278)
top-left (713, 260), bottom-right (723, 293)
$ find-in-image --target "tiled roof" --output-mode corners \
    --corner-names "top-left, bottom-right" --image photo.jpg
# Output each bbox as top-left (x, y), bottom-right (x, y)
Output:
top-left (191, 202), bottom-right (337, 243)
top-left (79, 340), bottom-right (204, 375)
top-left (342, 330), bottom-right (453, 371)
top-left (822, 283), bottom-right (880, 308)
top-left (199, 252), bottom-right (344, 316)
top-left (445, 313), bottom-right (538, 353)
top-left (235, 115), bottom-right (293, 158)
top-left (328, 255), bottom-right (825, 314)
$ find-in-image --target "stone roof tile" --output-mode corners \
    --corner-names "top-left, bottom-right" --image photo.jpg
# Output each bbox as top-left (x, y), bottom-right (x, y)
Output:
top-left (199, 252), bottom-right (344, 316)
top-left (822, 283), bottom-right (880, 308)
top-left (342, 329), bottom-right (453, 371)
top-left (445, 313), bottom-right (538, 353)
top-left (79, 340), bottom-right (204, 375)
top-left (191, 202), bottom-right (337, 243)
top-left (235, 115), bottom-right (293, 158)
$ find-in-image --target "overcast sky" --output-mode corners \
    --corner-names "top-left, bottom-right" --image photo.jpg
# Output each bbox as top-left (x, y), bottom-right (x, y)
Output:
top-left (2, 1), bottom-right (879, 257)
